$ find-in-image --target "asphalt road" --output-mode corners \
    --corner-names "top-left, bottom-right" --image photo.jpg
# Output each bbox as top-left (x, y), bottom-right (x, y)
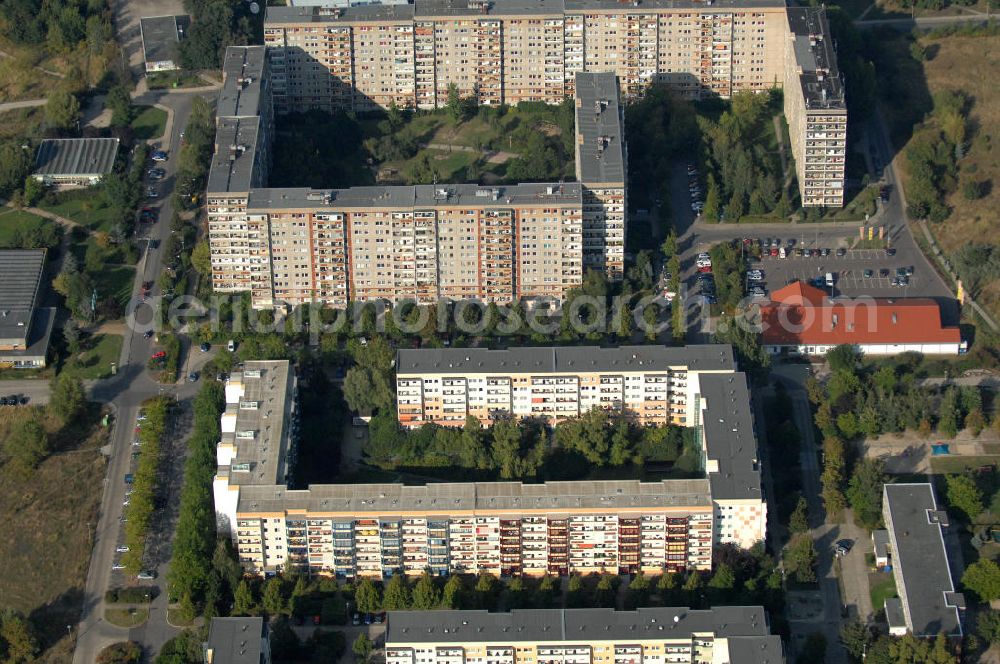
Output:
top-left (72, 84), bottom-right (214, 664)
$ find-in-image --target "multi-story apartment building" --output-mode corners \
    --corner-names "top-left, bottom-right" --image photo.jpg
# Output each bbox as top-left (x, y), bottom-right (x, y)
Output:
top-left (214, 345), bottom-right (767, 577)
top-left (384, 607), bottom-right (785, 664)
top-left (783, 8), bottom-right (847, 208)
top-left (261, 0), bottom-right (844, 209)
top-left (395, 345), bottom-right (733, 427)
top-left (262, 0), bottom-right (789, 113)
top-left (207, 47), bottom-right (625, 308)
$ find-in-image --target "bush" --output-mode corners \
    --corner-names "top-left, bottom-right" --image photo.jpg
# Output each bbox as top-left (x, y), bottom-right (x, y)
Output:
top-left (104, 586), bottom-right (157, 604)
top-left (97, 641), bottom-right (141, 664)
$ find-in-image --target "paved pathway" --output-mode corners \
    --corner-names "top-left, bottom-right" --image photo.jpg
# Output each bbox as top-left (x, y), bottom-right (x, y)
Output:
top-left (0, 98), bottom-right (46, 113)
top-left (856, 13), bottom-right (996, 28)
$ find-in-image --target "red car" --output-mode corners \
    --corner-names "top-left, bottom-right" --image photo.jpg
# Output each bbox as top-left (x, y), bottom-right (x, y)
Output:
top-left (770, 247), bottom-right (779, 257)
top-left (697, 265), bottom-right (712, 273)
top-left (151, 351), bottom-right (166, 360)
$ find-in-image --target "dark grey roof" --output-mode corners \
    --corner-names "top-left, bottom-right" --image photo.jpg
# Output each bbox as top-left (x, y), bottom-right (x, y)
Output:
top-left (139, 15), bottom-right (187, 65)
top-left (237, 478), bottom-right (712, 514)
top-left (0, 250), bottom-right (46, 342)
top-left (699, 372), bottom-right (762, 502)
top-left (885, 597), bottom-right (905, 631)
top-left (218, 46), bottom-right (267, 119)
top-left (386, 606), bottom-right (775, 644)
top-left (873, 529), bottom-right (890, 558)
top-left (204, 617), bottom-right (265, 664)
top-left (575, 72), bottom-right (625, 185)
top-left (786, 7), bottom-right (845, 111)
top-left (34, 139), bottom-right (119, 177)
top-left (883, 483), bottom-right (963, 637)
top-left (207, 117), bottom-right (262, 194)
top-left (396, 344), bottom-right (735, 375)
top-left (246, 182), bottom-right (583, 211)
top-left (266, 0), bottom-right (785, 23)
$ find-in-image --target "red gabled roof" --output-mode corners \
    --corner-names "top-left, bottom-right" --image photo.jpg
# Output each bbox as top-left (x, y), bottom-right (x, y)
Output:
top-left (761, 281), bottom-right (961, 347)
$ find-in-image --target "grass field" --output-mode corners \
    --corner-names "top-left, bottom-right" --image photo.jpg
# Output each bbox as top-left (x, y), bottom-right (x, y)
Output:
top-left (882, 32), bottom-right (1000, 321)
top-left (0, 405), bottom-right (108, 658)
top-left (39, 191), bottom-right (119, 233)
top-left (0, 208), bottom-right (48, 247)
top-left (0, 53), bottom-right (63, 103)
top-left (93, 266), bottom-right (136, 308)
top-left (104, 607), bottom-right (149, 628)
top-left (869, 571), bottom-right (898, 612)
top-left (61, 334), bottom-right (123, 379)
top-left (146, 71), bottom-right (206, 90)
top-left (0, 105), bottom-right (46, 140)
top-left (130, 105), bottom-right (168, 140)
top-left (931, 455), bottom-right (1000, 474)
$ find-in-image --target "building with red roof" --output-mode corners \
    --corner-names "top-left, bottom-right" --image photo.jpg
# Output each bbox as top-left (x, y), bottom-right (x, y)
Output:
top-left (760, 281), bottom-right (965, 356)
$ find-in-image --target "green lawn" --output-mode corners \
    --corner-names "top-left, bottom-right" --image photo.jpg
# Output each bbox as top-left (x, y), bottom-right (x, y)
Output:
top-left (931, 456), bottom-right (1000, 474)
top-left (0, 209), bottom-right (49, 247)
top-left (93, 266), bottom-right (136, 308)
top-left (38, 191), bottom-right (118, 233)
top-left (146, 71), bottom-right (205, 90)
top-left (130, 105), bottom-right (168, 141)
top-left (61, 334), bottom-right (123, 379)
top-left (869, 572), bottom-right (897, 612)
top-left (104, 607), bottom-right (148, 628)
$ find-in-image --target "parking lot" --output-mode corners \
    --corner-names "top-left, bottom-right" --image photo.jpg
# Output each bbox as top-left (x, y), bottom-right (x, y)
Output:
top-left (753, 245), bottom-right (926, 298)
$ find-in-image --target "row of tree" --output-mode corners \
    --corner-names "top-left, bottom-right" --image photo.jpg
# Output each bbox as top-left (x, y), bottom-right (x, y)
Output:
top-left (364, 407), bottom-right (696, 481)
top-left (811, 346), bottom-right (989, 444)
top-left (904, 90), bottom-right (970, 223)
top-left (1, 0), bottom-right (111, 53)
top-left (166, 382), bottom-right (235, 621)
top-left (121, 398), bottom-right (170, 574)
top-left (697, 90), bottom-right (791, 222)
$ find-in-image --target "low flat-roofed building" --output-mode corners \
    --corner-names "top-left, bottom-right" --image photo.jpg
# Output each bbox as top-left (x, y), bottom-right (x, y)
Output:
top-left (873, 529), bottom-right (890, 569)
top-left (761, 281), bottom-right (965, 356)
top-left (203, 617), bottom-right (270, 664)
top-left (140, 15), bottom-right (190, 72)
top-left (0, 249), bottom-right (56, 369)
top-left (33, 138), bottom-right (119, 189)
top-left (385, 607), bottom-right (785, 664)
top-left (883, 483), bottom-right (964, 637)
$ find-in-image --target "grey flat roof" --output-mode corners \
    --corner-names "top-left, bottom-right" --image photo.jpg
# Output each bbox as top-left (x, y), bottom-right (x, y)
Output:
top-left (139, 15), bottom-right (187, 65)
top-left (787, 8), bottom-right (845, 111)
top-left (34, 138), bottom-right (119, 177)
top-left (205, 617), bottom-right (264, 664)
top-left (237, 478), bottom-right (712, 514)
top-left (699, 372), bottom-right (762, 502)
top-left (883, 483), bottom-right (963, 637)
top-left (0, 250), bottom-right (46, 342)
top-left (575, 72), bottom-right (625, 185)
top-left (873, 529), bottom-right (890, 558)
top-left (219, 361), bottom-right (294, 488)
top-left (207, 117), bottom-right (262, 194)
top-left (396, 344), bottom-right (735, 375)
top-left (386, 606), bottom-right (774, 644)
top-left (246, 182), bottom-right (583, 211)
top-left (218, 46), bottom-right (267, 119)
top-left (885, 597), bottom-right (905, 631)
top-left (267, 0), bottom-right (785, 23)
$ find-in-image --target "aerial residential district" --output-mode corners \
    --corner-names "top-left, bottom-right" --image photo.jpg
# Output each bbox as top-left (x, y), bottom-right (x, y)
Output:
top-left (1, 0), bottom-right (1000, 663)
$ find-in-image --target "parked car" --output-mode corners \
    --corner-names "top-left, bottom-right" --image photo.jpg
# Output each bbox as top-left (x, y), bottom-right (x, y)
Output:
top-left (188, 371), bottom-right (200, 382)
top-left (880, 269), bottom-right (890, 278)
top-left (116, 546), bottom-right (129, 553)
top-left (886, 247), bottom-right (896, 256)
top-left (864, 269), bottom-right (874, 278)
top-left (151, 351), bottom-right (166, 360)
top-left (835, 539), bottom-right (854, 556)
top-left (137, 570), bottom-right (157, 580)
top-left (199, 342), bottom-right (211, 353)
top-left (151, 150), bottom-right (168, 162)
top-left (112, 563), bottom-right (125, 570)
top-left (836, 248), bottom-right (847, 257)
top-left (143, 330), bottom-right (154, 339)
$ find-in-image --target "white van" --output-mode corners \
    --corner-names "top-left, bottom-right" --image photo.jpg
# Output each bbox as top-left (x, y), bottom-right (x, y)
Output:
top-left (227, 339), bottom-right (236, 352)
top-left (825, 272), bottom-right (835, 287)
top-left (779, 246), bottom-right (787, 259)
